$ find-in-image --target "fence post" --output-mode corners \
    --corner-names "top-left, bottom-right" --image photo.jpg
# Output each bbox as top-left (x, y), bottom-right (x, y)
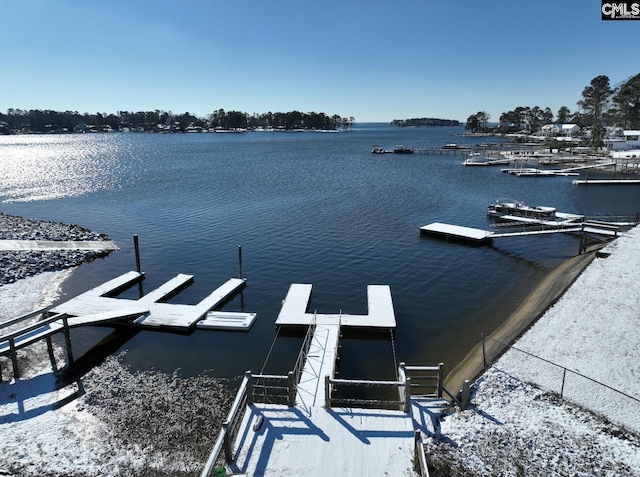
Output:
top-left (9, 337), bottom-right (20, 380)
top-left (414, 430), bottom-right (421, 472)
top-left (481, 333), bottom-right (487, 368)
top-left (222, 422), bottom-right (232, 461)
top-left (287, 370), bottom-right (295, 406)
top-left (324, 375), bottom-right (331, 408)
top-left (437, 362), bottom-right (444, 398)
top-left (461, 379), bottom-right (471, 410)
top-left (62, 314), bottom-right (74, 365)
top-left (245, 371), bottom-right (254, 405)
top-left (560, 368), bottom-right (567, 398)
top-left (404, 376), bottom-right (411, 413)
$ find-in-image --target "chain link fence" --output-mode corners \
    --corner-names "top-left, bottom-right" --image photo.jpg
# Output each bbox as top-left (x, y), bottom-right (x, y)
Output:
top-left (482, 334), bottom-right (640, 434)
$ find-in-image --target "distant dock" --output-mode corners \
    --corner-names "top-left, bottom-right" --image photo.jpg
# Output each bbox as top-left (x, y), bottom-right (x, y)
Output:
top-left (419, 220), bottom-right (623, 244)
top-left (419, 222), bottom-right (494, 243)
top-left (573, 179), bottom-right (640, 185)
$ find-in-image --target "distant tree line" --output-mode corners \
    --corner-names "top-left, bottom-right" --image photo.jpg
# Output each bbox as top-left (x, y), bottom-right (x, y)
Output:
top-left (0, 108), bottom-right (354, 134)
top-left (466, 72), bottom-right (640, 147)
top-left (209, 109), bottom-right (354, 131)
top-left (391, 117), bottom-right (460, 127)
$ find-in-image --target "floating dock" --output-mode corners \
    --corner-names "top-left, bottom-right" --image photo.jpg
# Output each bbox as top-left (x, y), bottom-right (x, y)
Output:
top-left (420, 220), bottom-right (621, 244)
top-left (419, 222), bottom-right (494, 243)
top-left (275, 283), bottom-right (396, 328)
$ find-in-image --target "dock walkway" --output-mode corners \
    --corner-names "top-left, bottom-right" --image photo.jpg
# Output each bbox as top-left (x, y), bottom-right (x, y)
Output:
top-left (203, 284), bottom-right (447, 476)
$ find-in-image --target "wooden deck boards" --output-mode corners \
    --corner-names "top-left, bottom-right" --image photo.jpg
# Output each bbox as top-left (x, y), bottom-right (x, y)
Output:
top-left (197, 312), bottom-right (257, 330)
top-left (50, 272), bottom-right (250, 331)
top-left (420, 222), bottom-right (494, 242)
top-left (295, 318), bottom-right (341, 410)
top-left (133, 278), bottom-right (247, 329)
top-left (136, 274), bottom-right (194, 303)
top-left (275, 284), bottom-right (396, 328)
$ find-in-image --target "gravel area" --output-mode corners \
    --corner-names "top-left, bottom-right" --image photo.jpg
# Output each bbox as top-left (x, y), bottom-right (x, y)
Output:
top-left (0, 212), bottom-right (114, 285)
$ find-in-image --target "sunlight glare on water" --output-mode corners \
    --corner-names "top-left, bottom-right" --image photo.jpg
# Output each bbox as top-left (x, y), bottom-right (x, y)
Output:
top-left (0, 134), bottom-right (131, 203)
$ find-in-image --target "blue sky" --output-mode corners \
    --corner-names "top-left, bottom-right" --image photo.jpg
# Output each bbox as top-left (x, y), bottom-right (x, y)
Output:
top-left (1, 1), bottom-right (638, 123)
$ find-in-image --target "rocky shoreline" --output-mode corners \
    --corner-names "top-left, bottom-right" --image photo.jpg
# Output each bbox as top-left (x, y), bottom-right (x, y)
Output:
top-left (0, 212), bottom-right (113, 285)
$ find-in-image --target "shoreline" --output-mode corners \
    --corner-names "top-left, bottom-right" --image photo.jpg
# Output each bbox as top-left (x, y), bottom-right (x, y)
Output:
top-left (444, 245), bottom-right (602, 395)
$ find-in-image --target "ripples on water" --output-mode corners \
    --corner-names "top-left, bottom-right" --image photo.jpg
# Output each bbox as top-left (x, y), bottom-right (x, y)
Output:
top-left (2, 127), bottom-right (639, 381)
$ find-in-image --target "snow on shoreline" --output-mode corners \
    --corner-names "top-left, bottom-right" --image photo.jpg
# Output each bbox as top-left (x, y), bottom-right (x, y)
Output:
top-left (2, 227), bottom-right (640, 475)
top-left (427, 227), bottom-right (640, 475)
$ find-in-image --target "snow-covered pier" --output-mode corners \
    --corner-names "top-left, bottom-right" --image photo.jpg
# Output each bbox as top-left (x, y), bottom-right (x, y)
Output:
top-left (201, 284), bottom-right (452, 477)
top-left (1, 271), bottom-right (254, 380)
top-left (420, 220), bottom-right (622, 244)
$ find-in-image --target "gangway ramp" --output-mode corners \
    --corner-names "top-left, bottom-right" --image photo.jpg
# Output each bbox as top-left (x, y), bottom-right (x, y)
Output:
top-left (210, 283), bottom-right (421, 477)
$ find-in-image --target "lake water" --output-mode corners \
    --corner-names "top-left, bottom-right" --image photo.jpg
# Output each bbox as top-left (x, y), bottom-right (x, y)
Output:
top-left (2, 125), bottom-right (638, 382)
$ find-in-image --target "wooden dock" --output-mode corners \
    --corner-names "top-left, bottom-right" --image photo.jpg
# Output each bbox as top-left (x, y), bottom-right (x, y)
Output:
top-left (420, 220), bottom-right (622, 244)
top-left (275, 283), bottom-right (396, 328)
top-left (1, 271), bottom-right (255, 380)
top-left (420, 222), bottom-right (494, 243)
top-left (200, 284), bottom-right (452, 477)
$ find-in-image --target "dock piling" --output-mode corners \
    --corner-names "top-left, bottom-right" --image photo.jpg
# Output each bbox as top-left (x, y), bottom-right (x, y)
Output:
top-left (134, 235), bottom-right (144, 297)
top-left (238, 245), bottom-right (243, 279)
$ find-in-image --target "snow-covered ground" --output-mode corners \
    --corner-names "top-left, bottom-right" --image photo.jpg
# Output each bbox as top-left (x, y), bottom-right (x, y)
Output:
top-left (0, 272), bottom-right (230, 477)
top-left (427, 227), bottom-right (640, 475)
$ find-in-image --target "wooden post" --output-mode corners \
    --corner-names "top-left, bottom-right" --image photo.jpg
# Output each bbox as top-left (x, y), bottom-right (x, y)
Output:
top-left (134, 235), bottom-right (143, 298)
top-left (404, 376), bottom-right (411, 413)
top-left (481, 333), bottom-right (487, 368)
top-left (46, 335), bottom-right (57, 371)
top-left (238, 245), bottom-right (243, 279)
top-left (287, 370), bottom-right (295, 406)
top-left (222, 422), bottom-right (232, 461)
top-left (62, 315), bottom-right (74, 365)
top-left (461, 379), bottom-right (471, 410)
top-left (437, 362), bottom-right (444, 398)
top-left (398, 362), bottom-right (406, 411)
top-left (414, 430), bottom-right (421, 471)
top-left (133, 234), bottom-right (141, 272)
top-left (245, 370), bottom-right (254, 405)
top-left (324, 375), bottom-right (331, 408)
top-left (9, 337), bottom-right (20, 380)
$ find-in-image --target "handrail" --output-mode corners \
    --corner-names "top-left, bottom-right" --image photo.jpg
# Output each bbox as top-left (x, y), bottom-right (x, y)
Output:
top-left (200, 372), bottom-right (250, 477)
top-left (0, 313), bottom-right (68, 346)
top-left (414, 430), bottom-right (430, 477)
top-left (0, 305), bottom-right (56, 331)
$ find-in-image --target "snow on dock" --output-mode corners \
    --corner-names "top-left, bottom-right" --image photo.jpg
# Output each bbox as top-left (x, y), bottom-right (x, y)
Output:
top-left (275, 283), bottom-right (396, 328)
top-left (133, 277), bottom-right (246, 329)
top-left (207, 284), bottom-right (429, 477)
top-left (49, 273), bottom-right (251, 331)
top-left (420, 222), bottom-right (494, 243)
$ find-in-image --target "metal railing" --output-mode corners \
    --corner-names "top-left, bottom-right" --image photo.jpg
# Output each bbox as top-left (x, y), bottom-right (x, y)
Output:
top-left (291, 312), bottom-right (317, 388)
